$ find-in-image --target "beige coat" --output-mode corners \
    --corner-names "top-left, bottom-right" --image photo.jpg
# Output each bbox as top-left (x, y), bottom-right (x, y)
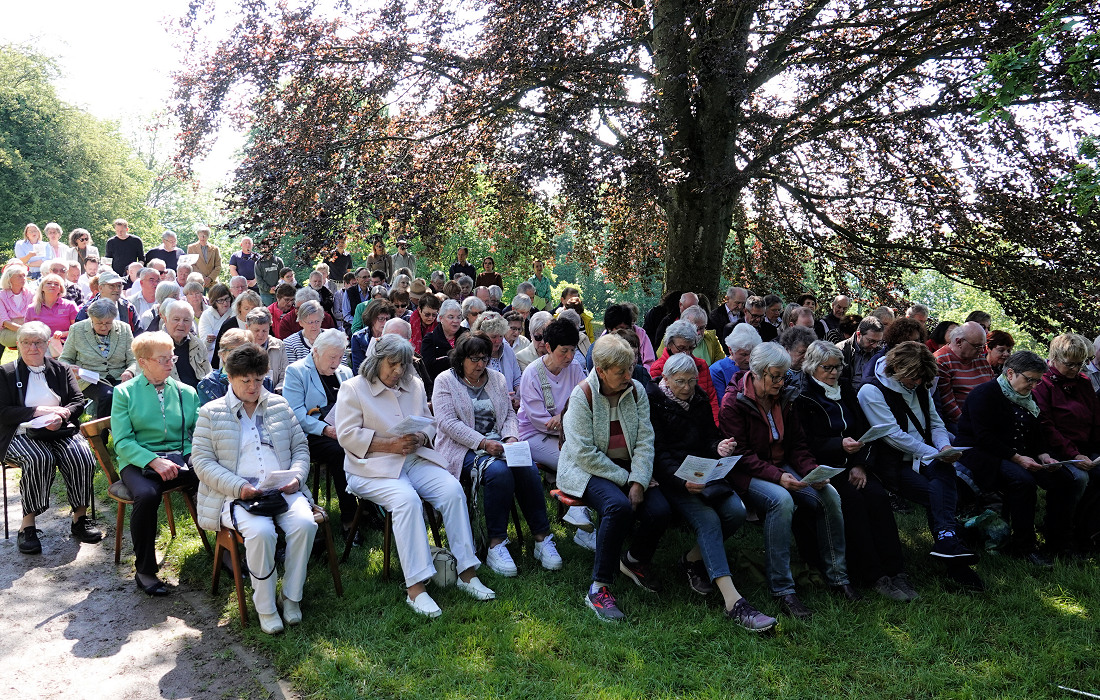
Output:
top-left (335, 374), bottom-right (446, 480)
top-left (266, 336), bottom-right (288, 391)
top-left (187, 241), bottom-right (222, 287)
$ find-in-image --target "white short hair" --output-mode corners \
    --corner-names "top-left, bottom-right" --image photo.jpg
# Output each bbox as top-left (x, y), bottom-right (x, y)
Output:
top-left (382, 317), bottom-right (412, 339)
top-left (662, 352), bottom-right (698, 377)
top-left (511, 293), bottom-right (532, 313)
top-left (725, 323), bottom-right (762, 353)
top-left (312, 328), bottom-right (347, 354)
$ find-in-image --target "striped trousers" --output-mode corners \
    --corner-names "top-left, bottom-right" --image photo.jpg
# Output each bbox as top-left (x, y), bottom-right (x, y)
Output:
top-left (7, 434), bottom-right (96, 517)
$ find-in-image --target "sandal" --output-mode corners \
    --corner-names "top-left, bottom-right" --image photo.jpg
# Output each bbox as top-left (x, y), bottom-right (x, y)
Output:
top-left (135, 574), bottom-right (171, 597)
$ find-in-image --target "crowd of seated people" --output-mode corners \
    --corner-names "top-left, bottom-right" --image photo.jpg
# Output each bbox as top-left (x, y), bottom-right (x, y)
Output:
top-left (5, 223), bottom-right (1099, 636)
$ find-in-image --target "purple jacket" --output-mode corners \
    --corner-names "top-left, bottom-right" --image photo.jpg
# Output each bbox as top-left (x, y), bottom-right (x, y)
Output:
top-left (432, 368), bottom-right (519, 478)
top-left (1032, 366), bottom-right (1100, 457)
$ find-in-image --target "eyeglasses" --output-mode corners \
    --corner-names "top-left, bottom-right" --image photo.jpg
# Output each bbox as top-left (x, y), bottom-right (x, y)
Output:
top-left (532, 334), bottom-right (544, 341)
top-left (77, 237), bottom-right (89, 242)
top-left (1011, 372), bottom-right (1042, 386)
top-left (215, 297), bottom-right (231, 305)
top-left (1060, 360), bottom-right (1084, 370)
top-left (150, 355), bottom-right (178, 365)
top-left (233, 377), bottom-right (265, 386)
top-left (467, 355), bottom-right (489, 364)
top-left (819, 364), bottom-right (842, 373)
top-left (763, 372), bottom-right (787, 383)
top-left (19, 341), bottom-right (47, 350)
top-left (960, 338), bottom-right (987, 351)
top-left (669, 341), bottom-right (694, 353)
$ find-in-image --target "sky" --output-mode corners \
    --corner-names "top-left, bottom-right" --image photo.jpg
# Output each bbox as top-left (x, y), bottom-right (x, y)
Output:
top-left (1, 0), bottom-right (242, 183)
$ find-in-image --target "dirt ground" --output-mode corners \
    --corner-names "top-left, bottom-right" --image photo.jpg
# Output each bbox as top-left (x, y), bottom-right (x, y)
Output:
top-left (0, 473), bottom-right (297, 700)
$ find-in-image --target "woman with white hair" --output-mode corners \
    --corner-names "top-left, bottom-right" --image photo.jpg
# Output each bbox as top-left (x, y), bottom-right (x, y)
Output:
top-left (719, 342), bottom-right (855, 620)
top-left (650, 319), bottom-right (720, 420)
top-left (58, 298), bottom-right (136, 417)
top-left (0, 263), bottom-right (34, 347)
top-left (283, 300), bottom-right (328, 365)
top-left (678, 305), bottom-right (723, 365)
top-left (284, 328), bottom-right (359, 536)
top-left (338, 334), bottom-right (496, 616)
top-left (421, 299), bottom-right (467, 379)
top-left (473, 312), bottom-right (522, 395)
top-left (279, 287), bottom-right (336, 339)
top-left (212, 290), bottom-right (262, 368)
top-left (649, 352), bottom-right (776, 630)
top-left (796, 341), bottom-right (916, 601)
top-left (709, 323), bottom-right (761, 405)
top-left (461, 295), bottom-right (486, 328)
top-left (139, 281), bottom-right (182, 333)
top-left (162, 298), bottom-right (210, 389)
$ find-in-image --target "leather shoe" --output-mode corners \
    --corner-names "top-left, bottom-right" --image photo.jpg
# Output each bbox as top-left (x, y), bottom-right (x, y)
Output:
top-left (258, 611), bottom-right (284, 634)
top-left (17, 526), bottom-right (41, 555)
top-left (776, 593), bottom-right (813, 620)
top-left (830, 583), bottom-right (863, 601)
top-left (406, 591), bottom-right (442, 618)
top-left (135, 574), bottom-right (171, 596)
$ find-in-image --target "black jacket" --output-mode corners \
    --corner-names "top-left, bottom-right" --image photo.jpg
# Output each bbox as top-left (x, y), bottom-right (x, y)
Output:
top-left (647, 383), bottom-right (722, 495)
top-left (795, 376), bottom-right (871, 471)
top-left (421, 324), bottom-right (468, 380)
top-left (0, 357), bottom-right (86, 461)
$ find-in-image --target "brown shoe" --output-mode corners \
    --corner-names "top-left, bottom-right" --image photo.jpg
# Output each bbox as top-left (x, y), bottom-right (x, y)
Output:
top-left (776, 593), bottom-right (813, 620)
top-left (830, 583), bottom-right (863, 601)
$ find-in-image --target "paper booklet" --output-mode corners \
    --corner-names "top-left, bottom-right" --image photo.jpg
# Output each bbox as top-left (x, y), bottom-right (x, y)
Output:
top-left (800, 465), bottom-right (846, 485)
top-left (673, 455), bottom-right (741, 485)
top-left (385, 415), bottom-right (434, 437)
top-left (856, 423), bottom-right (895, 444)
top-left (503, 440), bottom-right (532, 467)
top-left (257, 469), bottom-right (298, 490)
top-left (920, 446), bottom-right (971, 463)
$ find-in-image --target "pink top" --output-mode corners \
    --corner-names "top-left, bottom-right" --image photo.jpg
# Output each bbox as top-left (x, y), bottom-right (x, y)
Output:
top-left (516, 357), bottom-right (586, 440)
top-left (0, 289), bottom-right (34, 324)
top-left (24, 297), bottom-right (79, 336)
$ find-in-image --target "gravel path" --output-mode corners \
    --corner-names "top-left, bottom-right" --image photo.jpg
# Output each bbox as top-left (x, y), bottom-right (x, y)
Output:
top-left (0, 473), bottom-right (296, 700)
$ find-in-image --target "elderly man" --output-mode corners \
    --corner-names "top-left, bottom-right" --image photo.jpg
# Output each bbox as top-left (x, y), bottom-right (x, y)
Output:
top-left (187, 225), bottom-right (222, 288)
top-left (837, 317), bottom-right (885, 392)
top-left (75, 271), bottom-right (139, 333)
top-left (709, 286), bottom-right (748, 333)
top-left (228, 237), bottom-right (259, 291)
top-left (933, 321), bottom-right (994, 433)
top-left (516, 311), bottom-right (553, 371)
top-left (655, 291), bottom-right (700, 349)
top-left (871, 306), bottom-right (895, 331)
top-left (145, 230), bottom-right (182, 270)
top-left (105, 218), bottom-right (144, 276)
top-left (741, 296), bottom-right (777, 342)
top-left (816, 294), bottom-right (851, 340)
top-left (127, 268), bottom-right (161, 321)
top-left (906, 304), bottom-right (930, 324)
top-left (228, 275), bottom-right (248, 300)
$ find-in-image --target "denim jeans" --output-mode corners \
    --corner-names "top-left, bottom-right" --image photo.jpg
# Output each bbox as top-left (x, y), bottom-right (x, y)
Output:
top-left (893, 459), bottom-right (959, 536)
top-left (662, 486), bottom-right (746, 581)
top-left (463, 450), bottom-right (551, 541)
top-left (583, 475), bottom-right (671, 584)
top-left (741, 467), bottom-right (848, 596)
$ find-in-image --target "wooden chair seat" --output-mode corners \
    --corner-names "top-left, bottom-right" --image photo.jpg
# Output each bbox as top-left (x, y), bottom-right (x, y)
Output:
top-left (80, 417), bottom-right (211, 563)
top-left (211, 504), bottom-right (343, 627)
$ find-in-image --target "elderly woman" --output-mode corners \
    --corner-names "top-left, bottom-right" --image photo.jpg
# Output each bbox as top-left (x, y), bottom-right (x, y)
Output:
top-left (139, 281), bottom-right (182, 333)
top-left (1, 322), bottom-right (103, 554)
top-left (409, 293), bottom-right (441, 354)
top-left (199, 283), bottom-right (233, 362)
top-left (307, 269), bottom-right (335, 318)
top-left (857, 341), bottom-right (982, 589)
top-left (349, 300), bottom-right (395, 373)
top-left (284, 329), bottom-right (358, 534)
top-left (66, 228), bottom-right (100, 269)
top-left (677, 305), bottom-right (723, 365)
top-left (212, 290), bottom-right (262, 368)
top-left (558, 334), bottom-right (669, 622)
top-left (778, 325), bottom-right (817, 395)
top-left (461, 295), bottom-right (487, 329)
top-left (283, 300), bottom-right (328, 365)
top-left (183, 281), bottom-right (208, 321)
top-left (986, 330), bottom-right (1015, 377)
top-left (710, 324), bottom-right (761, 405)
top-left (516, 318), bottom-right (590, 536)
top-left (198, 328), bottom-right (273, 404)
top-left (280, 288), bottom-right (336, 339)
top-left (0, 263), bottom-right (34, 348)
top-left (245, 308), bottom-right (288, 391)
top-left (650, 320), bottom-right (719, 420)
top-left (719, 343), bottom-right (855, 619)
top-left (1033, 334), bottom-right (1099, 487)
top-left (433, 332), bottom-right (562, 576)
top-left (956, 348), bottom-right (1087, 565)
top-left (24, 273), bottom-right (78, 343)
top-left (472, 312), bottom-right (522, 397)
top-left (337, 335), bottom-right (495, 616)
top-left (58, 298), bottom-right (136, 417)
top-left (649, 353), bottom-right (777, 630)
top-left (111, 331), bottom-right (202, 596)
top-left (421, 299), bottom-right (468, 379)
top-left (155, 299), bottom-right (209, 389)
top-left (192, 344), bottom-right (317, 634)
top-left (504, 311), bottom-right (530, 354)
top-left (515, 310), bottom-right (553, 372)
top-left (796, 341), bottom-right (916, 601)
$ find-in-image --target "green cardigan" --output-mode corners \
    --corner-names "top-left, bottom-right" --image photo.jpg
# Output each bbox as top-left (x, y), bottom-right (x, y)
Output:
top-left (111, 374), bottom-right (200, 469)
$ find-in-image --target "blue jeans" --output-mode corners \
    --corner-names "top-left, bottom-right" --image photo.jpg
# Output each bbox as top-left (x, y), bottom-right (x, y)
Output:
top-left (662, 487), bottom-right (746, 581)
top-left (742, 467), bottom-right (848, 596)
top-left (583, 475), bottom-right (671, 584)
top-left (463, 451), bottom-right (551, 541)
top-left (894, 459), bottom-right (959, 536)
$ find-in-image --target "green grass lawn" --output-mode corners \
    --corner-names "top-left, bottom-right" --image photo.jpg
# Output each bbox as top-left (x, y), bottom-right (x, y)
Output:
top-left (149, 485), bottom-right (1100, 700)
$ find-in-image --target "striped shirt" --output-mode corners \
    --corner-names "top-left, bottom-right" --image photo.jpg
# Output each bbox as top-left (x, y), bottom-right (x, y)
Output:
top-left (934, 345), bottom-right (993, 422)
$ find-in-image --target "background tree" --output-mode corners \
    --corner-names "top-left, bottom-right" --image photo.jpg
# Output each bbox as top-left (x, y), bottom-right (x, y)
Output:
top-left (0, 45), bottom-right (157, 250)
top-left (174, 0), bottom-right (1100, 338)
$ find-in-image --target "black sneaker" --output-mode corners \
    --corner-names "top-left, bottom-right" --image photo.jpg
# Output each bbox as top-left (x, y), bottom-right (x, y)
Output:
top-left (727, 598), bottom-right (777, 632)
top-left (620, 554), bottom-right (662, 593)
top-left (890, 574), bottom-right (920, 601)
top-left (586, 586), bottom-right (626, 622)
top-left (930, 532), bottom-right (978, 563)
top-left (71, 516), bottom-right (104, 544)
top-left (680, 555), bottom-right (714, 595)
top-left (18, 526), bottom-right (42, 554)
top-left (944, 562), bottom-right (985, 592)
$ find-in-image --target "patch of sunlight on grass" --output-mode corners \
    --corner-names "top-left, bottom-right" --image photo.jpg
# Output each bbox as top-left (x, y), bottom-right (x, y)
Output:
top-left (455, 635), bottom-right (494, 674)
top-left (881, 622), bottom-right (913, 649)
top-left (513, 616), bottom-right (565, 658)
top-left (1042, 593), bottom-right (1090, 619)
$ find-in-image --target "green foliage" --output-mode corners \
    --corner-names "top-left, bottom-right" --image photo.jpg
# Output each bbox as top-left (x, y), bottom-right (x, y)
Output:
top-left (0, 45), bottom-right (157, 251)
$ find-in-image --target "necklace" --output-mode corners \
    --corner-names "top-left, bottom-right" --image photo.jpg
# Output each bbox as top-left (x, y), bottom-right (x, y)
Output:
top-left (461, 373), bottom-right (486, 389)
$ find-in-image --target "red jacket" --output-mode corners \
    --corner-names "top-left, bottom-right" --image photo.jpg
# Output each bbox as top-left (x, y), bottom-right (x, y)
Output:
top-left (650, 349), bottom-right (719, 421)
top-left (1032, 366), bottom-right (1100, 457)
top-left (717, 373), bottom-right (818, 492)
top-left (409, 309), bottom-right (438, 355)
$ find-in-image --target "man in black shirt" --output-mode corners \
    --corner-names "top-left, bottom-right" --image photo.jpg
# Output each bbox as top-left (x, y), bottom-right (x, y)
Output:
top-left (326, 236), bottom-right (353, 283)
top-left (105, 219), bottom-right (145, 276)
top-left (448, 246), bottom-right (477, 281)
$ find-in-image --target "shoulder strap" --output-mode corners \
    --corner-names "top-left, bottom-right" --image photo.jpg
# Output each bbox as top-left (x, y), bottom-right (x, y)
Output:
top-left (581, 380), bottom-right (593, 408)
top-left (535, 360), bottom-right (556, 413)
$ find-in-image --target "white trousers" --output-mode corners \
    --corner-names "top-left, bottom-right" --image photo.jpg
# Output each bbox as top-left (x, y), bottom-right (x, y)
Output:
top-left (221, 491), bottom-right (317, 615)
top-left (346, 458), bottom-right (481, 589)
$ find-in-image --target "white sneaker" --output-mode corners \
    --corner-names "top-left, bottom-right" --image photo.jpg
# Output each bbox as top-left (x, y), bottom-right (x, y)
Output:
top-left (563, 506), bottom-right (594, 532)
top-left (486, 539), bottom-right (518, 577)
top-left (406, 591), bottom-right (442, 618)
top-left (258, 611), bottom-right (284, 634)
top-left (278, 592), bottom-right (302, 625)
top-left (533, 534), bottom-right (563, 570)
top-left (457, 576), bottom-right (497, 601)
top-left (573, 528), bottom-right (597, 552)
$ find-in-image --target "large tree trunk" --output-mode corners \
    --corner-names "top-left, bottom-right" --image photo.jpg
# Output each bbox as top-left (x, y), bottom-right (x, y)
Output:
top-left (663, 185), bottom-right (737, 297)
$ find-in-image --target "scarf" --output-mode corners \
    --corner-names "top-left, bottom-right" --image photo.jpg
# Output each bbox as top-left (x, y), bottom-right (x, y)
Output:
top-left (811, 376), bottom-right (842, 401)
top-left (658, 378), bottom-right (690, 411)
top-left (997, 373), bottom-right (1039, 417)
